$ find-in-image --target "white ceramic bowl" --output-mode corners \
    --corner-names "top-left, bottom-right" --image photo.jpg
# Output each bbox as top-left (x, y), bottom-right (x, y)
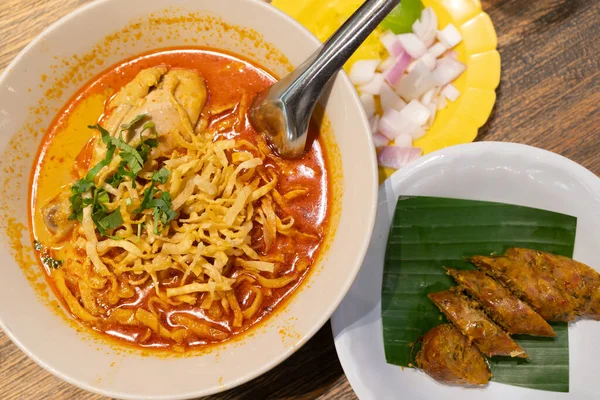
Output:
top-left (0, 1), bottom-right (377, 398)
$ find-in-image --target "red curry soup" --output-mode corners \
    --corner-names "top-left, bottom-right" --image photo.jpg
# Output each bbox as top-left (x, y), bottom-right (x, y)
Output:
top-left (30, 48), bottom-right (332, 351)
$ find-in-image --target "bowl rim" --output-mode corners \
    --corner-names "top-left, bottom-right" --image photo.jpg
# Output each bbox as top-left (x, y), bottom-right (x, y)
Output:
top-left (0, 0), bottom-right (378, 398)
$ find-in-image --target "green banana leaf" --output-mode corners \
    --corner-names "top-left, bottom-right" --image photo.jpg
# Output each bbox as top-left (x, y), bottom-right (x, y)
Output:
top-left (381, 196), bottom-right (576, 392)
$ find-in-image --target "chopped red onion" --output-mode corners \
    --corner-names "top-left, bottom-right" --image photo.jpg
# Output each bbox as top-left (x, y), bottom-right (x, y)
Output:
top-left (393, 133), bottom-right (413, 148)
top-left (360, 93), bottom-right (376, 118)
top-left (359, 73), bottom-right (385, 95)
top-left (400, 99), bottom-right (431, 126)
top-left (421, 87), bottom-right (440, 105)
top-left (432, 57), bottom-right (466, 86)
top-left (383, 51), bottom-right (411, 85)
top-left (396, 33), bottom-right (427, 59)
top-left (428, 42), bottom-right (447, 58)
top-left (437, 95), bottom-right (448, 110)
top-left (380, 83), bottom-right (407, 111)
top-left (413, 7), bottom-right (437, 47)
top-left (394, 60), bottom-right (436, 101)
top-left (424, 102), bottom-right (437, 128)
top-left (378, 57), bottom-right (395, 72)
top-left (378, 108), bottom-right (420, 140)
top-left (377, 146), bottom-right (422, 169)
top-left (411, 126), bottom-right (426, 140)
top-left (349, 60), bottom-right (379, 85)
top-left (380, 31), bottom-right (405, 56)
top-left (420, 53), bottom-right (437, 71)
top-left (369, 115), bottom-right (381, 133)
top-left (441, 84), bottom-right (460, 102)
top-left (437, 24), bottom-right (462, 48)
top-left (441, 49), bottom-right (459, 60)
top-left (372, 131), bottom-right (389, 148)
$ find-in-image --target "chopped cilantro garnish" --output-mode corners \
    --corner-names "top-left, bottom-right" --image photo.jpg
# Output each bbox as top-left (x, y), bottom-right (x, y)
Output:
top-left (120, 114), bottom-right (147, 130)
top-left (153, 167), bottom-right (170, 184)
top-left (98, 209), bottom-right (123, 232)
top-left (68, 115), bottom-right (175, 238)
top-left (134, 167), bottom-right (176, 233)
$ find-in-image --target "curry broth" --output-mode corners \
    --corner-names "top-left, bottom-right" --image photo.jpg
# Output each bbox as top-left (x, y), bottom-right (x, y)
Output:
top-left (30, 48), bottom-right (331, 349)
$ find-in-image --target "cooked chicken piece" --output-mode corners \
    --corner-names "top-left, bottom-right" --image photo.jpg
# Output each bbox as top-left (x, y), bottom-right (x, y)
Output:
top-left (41, 189), bottom-right (76, 242)
top-left (43, 67), bottom-right (208, 239)
top-left (428, 290), bottom-right (527, 358)
top-left (506, 248), bottom-right (600, 320)
top-left (472, 254), bottom-right (576, 321)
top-left (93, 67), bottom-right (208, 163)
top-left (446, 268), bottom-right (555, 337)
top-left (417, 324), bottom-right (491, 386)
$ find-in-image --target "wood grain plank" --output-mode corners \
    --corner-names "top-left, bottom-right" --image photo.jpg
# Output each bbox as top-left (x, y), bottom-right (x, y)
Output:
top-left (1, 0), bottom-right (598, 399)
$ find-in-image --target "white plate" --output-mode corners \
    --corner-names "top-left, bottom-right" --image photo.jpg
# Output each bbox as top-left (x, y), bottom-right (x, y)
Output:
top-left (331, 142), bottom-right (600, 400)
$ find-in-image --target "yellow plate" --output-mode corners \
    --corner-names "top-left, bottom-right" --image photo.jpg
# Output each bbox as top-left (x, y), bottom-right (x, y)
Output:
top-left (271, 0), bottom-right (501, 183)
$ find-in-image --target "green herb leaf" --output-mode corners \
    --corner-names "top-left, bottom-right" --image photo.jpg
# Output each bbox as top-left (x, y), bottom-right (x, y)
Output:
top-left (135, 182), bottom-right (156, 214)
top-left (110, 136), bottom-right (144, 171)
top-left (152, 167), bottom-right (170, 184)
top-left (381, 196), bottom-right (575, 392)
top-left (71, 179), bottom-right (94, 194)
top-left (120, 114), bottom-right (147, 130)
top-left (88, 124), bottom-right (111, 145)
top-left (97, 208), bottom-right (123, 232)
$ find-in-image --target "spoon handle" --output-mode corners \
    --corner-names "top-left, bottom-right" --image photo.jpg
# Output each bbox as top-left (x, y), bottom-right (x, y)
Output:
top-left (249, 0), bottom-right (400, 158)
top-left (300, 0), bottom-right (400, 86)
top-left (285, 0), bottom-right (400, 132)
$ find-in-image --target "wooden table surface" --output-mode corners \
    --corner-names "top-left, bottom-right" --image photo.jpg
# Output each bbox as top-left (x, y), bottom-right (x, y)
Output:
top-left (1, 0), bottom-right (598, 399)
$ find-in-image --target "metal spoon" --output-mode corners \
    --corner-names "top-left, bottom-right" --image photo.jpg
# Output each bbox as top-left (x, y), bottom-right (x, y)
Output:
top-left (249, 0), bottom-right (400, 158)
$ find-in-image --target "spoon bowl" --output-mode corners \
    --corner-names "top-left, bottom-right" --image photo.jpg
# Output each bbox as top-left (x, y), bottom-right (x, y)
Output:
top-left (249, 0), bottom-right (400, 158)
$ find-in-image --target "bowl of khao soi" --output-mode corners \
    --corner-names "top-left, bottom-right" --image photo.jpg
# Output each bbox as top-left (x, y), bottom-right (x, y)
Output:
top-left (0, 0), bottom-right (377, 398)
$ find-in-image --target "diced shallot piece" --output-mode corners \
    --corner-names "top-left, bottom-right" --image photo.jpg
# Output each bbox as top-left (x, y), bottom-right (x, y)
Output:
top-left (378, 57), bottom-right (395, 72)
top-left (432, 57), bottom-right (466, 86)
top-left (369, 115), bottom-right (381, 133)
top-left (372, 131), bottom-right (389, 148)
top-left (360, 93), bottom-right (376, 118)
top-left (380, 31), bottom-right (405, 56)
top-left (383, 51), bottom-right (412, 86)
top-left (400, 99), bottom-right (431, 126)
top-left (412, 7), bottom-right (438, 47)
top-left (359, 73), bottom-right (386, 95)
top-left (377, 146), bottom-right (422, 169)
top-left (437, 95), bottom-right (448, 110)
top-left (349, 60), bottom-right (379, 85)
top-left (393, 133), bottom-right (413, 148)
top-left (420, 53), bottom-right (437, 71)
top-left (411, 126), bottom-right (426, 140)
top-left (378, 108), bottom-right (420, 140)
top-left (437, 24), bottom-right (462, 48)
top-left (394, 60), bottom-right (437, 101)
top-left (421, 87), bottom-right (440, 105)
top-left (442, 84), bottom-right (460, 102)
top-left (396, 33), bottom-right (427, 59)
top-left (380, 83), bottom-right (407, 111)
top-left (428, 42), bottom-right (447, 58)
top-left (424, 102), bottom-right (437, 128)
